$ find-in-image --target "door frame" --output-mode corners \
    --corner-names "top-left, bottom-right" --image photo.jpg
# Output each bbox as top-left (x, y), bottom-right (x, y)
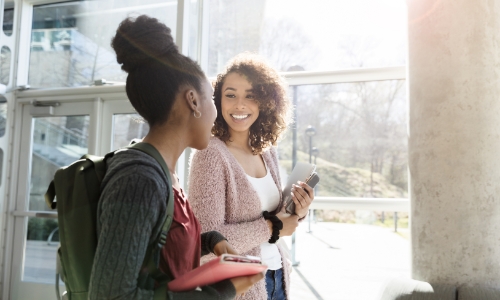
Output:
top-left (8, 98), bottom-right (97, 300)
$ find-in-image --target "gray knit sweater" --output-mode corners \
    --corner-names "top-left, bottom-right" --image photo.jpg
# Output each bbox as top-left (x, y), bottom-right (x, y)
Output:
top-left (88, 148), bottom-right (236, 300)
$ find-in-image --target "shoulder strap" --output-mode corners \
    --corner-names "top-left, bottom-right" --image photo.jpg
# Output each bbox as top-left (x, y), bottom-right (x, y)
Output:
top-left (126, 142), bottom-right (174, 233)
top-left (126, 142), bottom-right (174, 284)
top-left (45, 181), bottom-right (56, 209)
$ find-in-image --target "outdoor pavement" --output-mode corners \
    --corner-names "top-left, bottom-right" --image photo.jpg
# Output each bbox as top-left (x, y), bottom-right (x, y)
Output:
top-left (284, 221), bottom-right (410, 300)
top-left (24, 220), bottom-right (410, 299)
top-left (24, 240), bottom-right (59, 284)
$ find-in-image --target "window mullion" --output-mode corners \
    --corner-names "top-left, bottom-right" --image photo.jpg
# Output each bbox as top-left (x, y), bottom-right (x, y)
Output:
top-left (176, 0), bottom-right (190, 56)
top-left (12, 1), bottom-right (34, 89)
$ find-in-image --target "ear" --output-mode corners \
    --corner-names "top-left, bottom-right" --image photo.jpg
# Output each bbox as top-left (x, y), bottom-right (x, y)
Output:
top-left (183, 88), bottom-right (199, 113)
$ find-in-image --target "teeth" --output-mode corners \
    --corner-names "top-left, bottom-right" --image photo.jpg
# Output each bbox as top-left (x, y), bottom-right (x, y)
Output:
top-left (232, 114), bottom-right (249, 120)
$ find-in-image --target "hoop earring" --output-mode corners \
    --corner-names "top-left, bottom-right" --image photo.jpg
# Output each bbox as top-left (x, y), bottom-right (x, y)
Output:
top-left (193, 110), bottom-right (202, 118)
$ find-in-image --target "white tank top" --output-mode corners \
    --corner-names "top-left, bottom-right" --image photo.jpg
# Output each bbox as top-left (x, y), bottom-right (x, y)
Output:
top-left (246, 161), bottom-right (282, 270)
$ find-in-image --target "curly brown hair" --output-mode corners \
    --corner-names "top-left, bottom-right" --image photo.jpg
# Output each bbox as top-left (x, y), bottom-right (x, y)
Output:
top-left (212, 53), bottom-right (291, 154)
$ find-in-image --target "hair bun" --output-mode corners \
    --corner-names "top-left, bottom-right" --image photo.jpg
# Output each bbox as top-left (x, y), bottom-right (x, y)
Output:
top-left (111, 15), bottom-right (178, 73)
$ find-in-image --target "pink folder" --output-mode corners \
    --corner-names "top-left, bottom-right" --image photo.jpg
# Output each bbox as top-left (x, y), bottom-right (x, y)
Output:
top-left (167, 254), bottom-right (267, 292)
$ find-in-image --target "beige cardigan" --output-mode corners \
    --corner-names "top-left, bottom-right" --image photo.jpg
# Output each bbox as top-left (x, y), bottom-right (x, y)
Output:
top-left (188, 137), bottom-right (291, 300)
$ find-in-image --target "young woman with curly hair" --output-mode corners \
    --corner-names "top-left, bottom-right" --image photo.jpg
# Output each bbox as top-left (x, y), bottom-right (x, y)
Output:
top-left (188, 53), bottom-right (315, 300)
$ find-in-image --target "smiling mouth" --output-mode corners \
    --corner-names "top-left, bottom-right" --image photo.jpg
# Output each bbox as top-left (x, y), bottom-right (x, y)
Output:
top-left (230, 114), bottom-right (250, 120)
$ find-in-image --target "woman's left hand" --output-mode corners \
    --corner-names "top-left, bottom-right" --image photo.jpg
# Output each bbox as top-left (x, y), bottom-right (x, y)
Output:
top-left (291, 181), bottom-right (315, 219)
top-left (213, 240), bottom-right (238, 256)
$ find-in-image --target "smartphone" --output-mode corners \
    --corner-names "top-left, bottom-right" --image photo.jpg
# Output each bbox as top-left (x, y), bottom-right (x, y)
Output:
top-left (222, 254), bottom-right (262, 264)
top-left (285, 172), bottom-right (320, 215)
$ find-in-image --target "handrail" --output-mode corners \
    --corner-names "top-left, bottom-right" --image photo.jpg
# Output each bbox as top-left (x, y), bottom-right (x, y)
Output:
top-left (309, 197), bottom-right (409, 212)
top-left (33, 119), bottom-right (88, 159)
top-left (35, 119), bottom-right (86, 141)
top-left (11, 211), bottom-right (57, 218)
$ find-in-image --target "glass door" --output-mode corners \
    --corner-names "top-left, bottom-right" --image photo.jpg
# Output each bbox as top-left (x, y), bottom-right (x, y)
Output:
top-left (9, 97), bottom-right (189, 299)
top-left (9, 100), bottom-right (95, 300)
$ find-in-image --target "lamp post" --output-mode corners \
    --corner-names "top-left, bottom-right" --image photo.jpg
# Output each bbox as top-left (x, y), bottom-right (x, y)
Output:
top-left (287, 66), bottom-right (304, 267)
top-left (309, 147), bottom-right (319, 232)
top-left (305, 126), bottom-right (316, 233)
top-left (311, 147), bottom-right (319, 165)
top-left (287, 65), bottom-right (304, 169)
top-left (305, 125), bottom-right (316, 164)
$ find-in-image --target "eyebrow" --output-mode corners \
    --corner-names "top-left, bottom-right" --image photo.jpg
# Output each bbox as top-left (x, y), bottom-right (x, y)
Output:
top-left (223, 87), bottom-right (254, 92)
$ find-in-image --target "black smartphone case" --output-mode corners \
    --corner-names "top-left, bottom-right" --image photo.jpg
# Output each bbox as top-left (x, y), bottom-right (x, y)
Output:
top-left (285, 173), bottom-right (320, 215)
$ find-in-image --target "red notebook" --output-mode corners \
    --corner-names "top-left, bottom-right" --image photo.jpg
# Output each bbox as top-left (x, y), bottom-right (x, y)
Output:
top-left (167, 254), bottom-right (267, 292)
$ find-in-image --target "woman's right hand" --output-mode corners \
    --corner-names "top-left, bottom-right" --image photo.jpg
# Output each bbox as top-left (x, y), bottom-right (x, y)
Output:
top-left (275, 208), bottom-right (299, 236)
top-left (230, 273), bottom-right (265, 296)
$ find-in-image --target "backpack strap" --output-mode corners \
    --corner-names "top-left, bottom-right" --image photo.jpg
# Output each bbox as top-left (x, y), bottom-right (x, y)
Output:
top-left (126, 142), bottom-right (174, 232)
top-left (126, 142), bottom-right (174, 284)
top-left (45, 181), bottom-right (57, 209)
top-left (81, 153), bottom-right (114, 182)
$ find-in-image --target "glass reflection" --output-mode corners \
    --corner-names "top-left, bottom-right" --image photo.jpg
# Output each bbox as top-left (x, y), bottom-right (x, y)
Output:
top-left (29, 0), bottom-right (178, 88)
top-left (113, 114), bottom-right (149, 149)
top-left (0, 46), bottom-right (10, 85)
top-left (24, 217), bottom-right (59, 283)
top-left (3, 2), bottom-right (14, 36)
top-left (0, 98), bottom-right (6, 138)
top-left (30, 116), bottom-right (89, 211)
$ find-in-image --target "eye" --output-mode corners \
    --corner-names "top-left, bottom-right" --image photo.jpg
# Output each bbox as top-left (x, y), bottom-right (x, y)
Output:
top-left (246, 94), bottom-right (255, 99)
top-left (224, 93), bottom-right (235, 98)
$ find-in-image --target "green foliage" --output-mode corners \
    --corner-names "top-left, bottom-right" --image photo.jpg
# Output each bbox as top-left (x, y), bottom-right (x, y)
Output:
top-left (279, 150), bottom-right (407, 198)
top-left (279, 149), bottom-right (408, 226)
top-left (27, 218), bottom-right (59, 241)
top-left (375, 214), bottom-right (409, 229)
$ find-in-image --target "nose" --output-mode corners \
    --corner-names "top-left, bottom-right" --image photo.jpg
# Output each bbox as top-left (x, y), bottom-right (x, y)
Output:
top-left (234, 96), bottom-right (246, 109)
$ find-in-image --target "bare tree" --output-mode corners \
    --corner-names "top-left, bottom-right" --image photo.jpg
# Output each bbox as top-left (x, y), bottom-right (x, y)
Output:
top-left (259, 17), bottom-right (317, 71)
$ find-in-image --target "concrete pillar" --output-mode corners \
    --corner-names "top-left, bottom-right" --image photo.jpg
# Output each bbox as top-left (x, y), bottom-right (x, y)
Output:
top-left (408, 0), bottom-right (500, 287)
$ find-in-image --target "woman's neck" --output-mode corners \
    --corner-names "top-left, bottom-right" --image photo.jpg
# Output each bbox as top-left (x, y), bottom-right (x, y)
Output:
top-left (226, 129), bottom-right (253, 153)
top-left (142, 125), bottom-right (187, 174)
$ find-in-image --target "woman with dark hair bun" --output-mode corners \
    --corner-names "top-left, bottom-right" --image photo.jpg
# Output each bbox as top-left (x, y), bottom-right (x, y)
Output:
top-left (88, 16), bottom-right (262, 299)
top-left (189, 53), bottom-right (315, 299)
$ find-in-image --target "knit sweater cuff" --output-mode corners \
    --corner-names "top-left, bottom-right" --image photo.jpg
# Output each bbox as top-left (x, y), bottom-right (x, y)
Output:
top-left (209, 279), bottom-right (237, 299)
top-left (201, 231), bottom-right (227, 256)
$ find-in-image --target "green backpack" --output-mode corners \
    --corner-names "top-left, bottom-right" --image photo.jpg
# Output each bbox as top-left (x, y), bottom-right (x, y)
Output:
top-left (44, 142), bottom-right (174, 300)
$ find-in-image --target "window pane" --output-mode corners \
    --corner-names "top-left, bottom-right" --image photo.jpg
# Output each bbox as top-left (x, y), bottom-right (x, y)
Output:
top-left (3, 5), bottom-right (14, 36)
top-left (278, 80), bottom-right (407, 198)
top-left (30, 116), bottom-right (89, 211)
top-left (0, 46), bottom-right (11, 85)
top-left (188, 0), bottom-right (200, 60)
top-left (0, 148), bottom-right (3, 187)
top-left (24, 217), bottom-right (59, 283)
top-left (207, 0), bottom-right (407, 76)
top-left (29, 1), bottom-right (178, 88)
top-left (0, 90), bottom-right (4, 188)
top-left (0, 97), bottom-right (6, 138)
top-left (112, 114), bottom-right (149, 149)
